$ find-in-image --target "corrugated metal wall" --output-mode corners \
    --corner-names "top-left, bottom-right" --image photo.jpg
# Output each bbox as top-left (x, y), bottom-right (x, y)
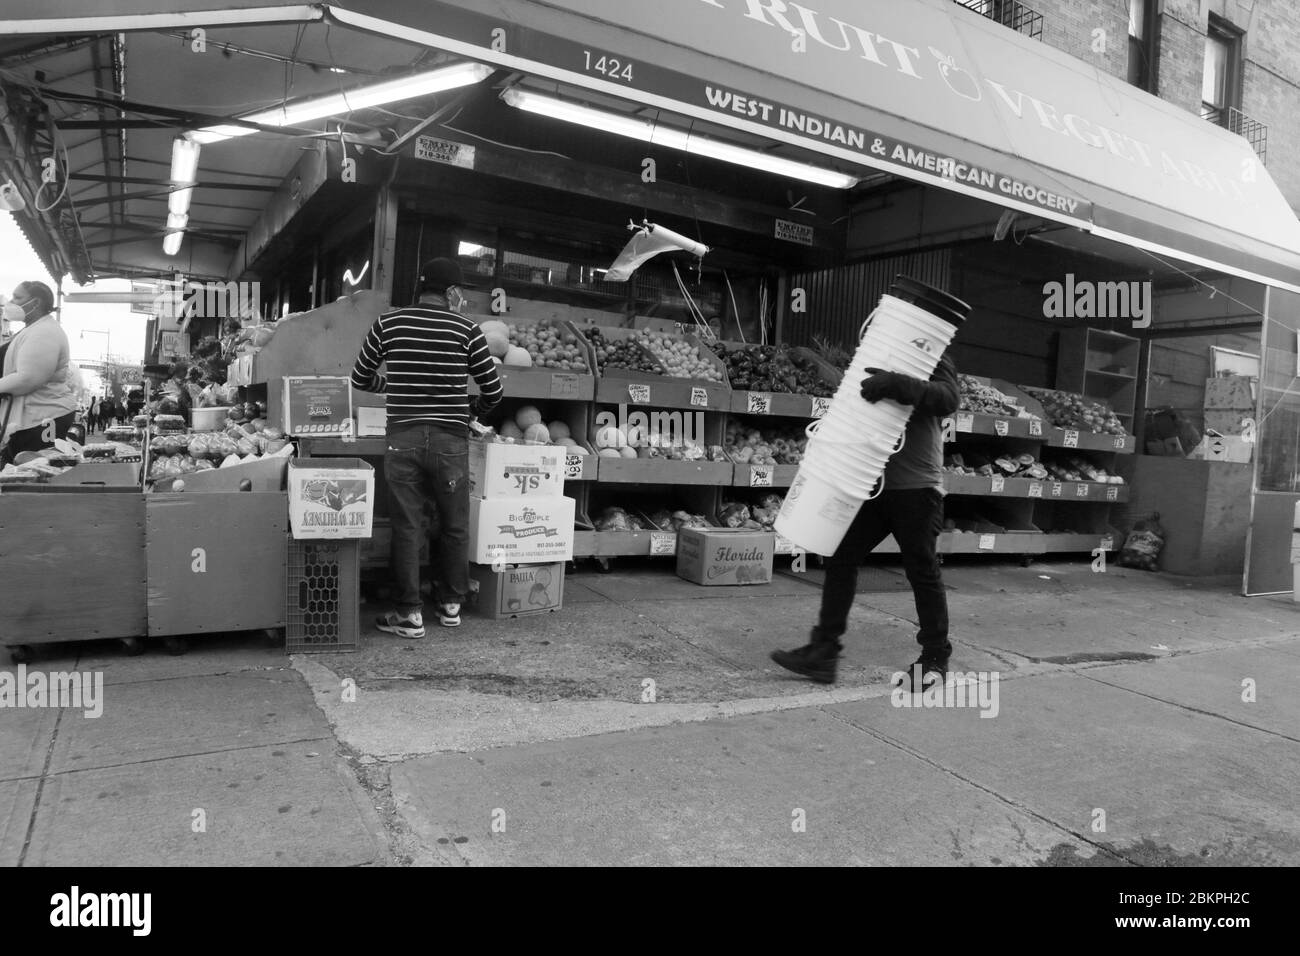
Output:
top-left (784, 249), bottom-right (952, 350)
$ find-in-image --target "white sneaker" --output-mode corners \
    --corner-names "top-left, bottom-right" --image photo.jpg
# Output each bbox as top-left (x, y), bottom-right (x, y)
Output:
top-left (438, 603), bottom-right (461, 627)
top-left (376, 610), bottom-right (425, 639)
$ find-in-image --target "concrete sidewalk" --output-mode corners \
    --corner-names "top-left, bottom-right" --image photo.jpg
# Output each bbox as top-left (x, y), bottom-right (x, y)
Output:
top-left (4, 556), bottom-right (1299, 865)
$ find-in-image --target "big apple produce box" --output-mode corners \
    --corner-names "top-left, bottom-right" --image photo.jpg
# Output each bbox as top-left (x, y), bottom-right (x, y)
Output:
top-left (288, 457), bottom-right (375, 539)
top-left (469, 495), bottom-right (575, 563)
top-left (676, 527), bottom-right (775, 586)
top-left (468, 438), bottom-right (566, 498)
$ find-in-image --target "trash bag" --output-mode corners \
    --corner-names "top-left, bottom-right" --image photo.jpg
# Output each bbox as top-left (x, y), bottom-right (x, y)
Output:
top-left (1118, 513), bottom-right (1166, 571)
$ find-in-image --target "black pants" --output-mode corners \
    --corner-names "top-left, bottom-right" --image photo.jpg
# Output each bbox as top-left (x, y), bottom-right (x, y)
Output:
top-left (815, 487), bottom-right (950, 657)
top-left (1, 411), bottom-right (75, 465)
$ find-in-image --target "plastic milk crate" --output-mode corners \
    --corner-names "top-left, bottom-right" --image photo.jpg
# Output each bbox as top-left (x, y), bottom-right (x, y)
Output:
top-left (286, 538), bottom-right (361, 652)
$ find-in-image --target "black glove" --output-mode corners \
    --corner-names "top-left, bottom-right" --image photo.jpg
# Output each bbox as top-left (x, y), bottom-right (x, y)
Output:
top-left (860, 368), bottom-right (924, 405)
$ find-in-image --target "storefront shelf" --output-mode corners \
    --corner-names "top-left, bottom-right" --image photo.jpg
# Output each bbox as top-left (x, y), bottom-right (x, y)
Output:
top-left (1044, 428), bottom-right (1136, 453)
top-left (728, 390), bottom-right (825, 418)
top-left (943, 474), bottom-right (1129, 502)
top-left (732, 463), bottom-right (799, 487)
top-left (944, 411), bottom-right (1044, 440)
top-left (470, 366), bottom-right (595, 401)
top-left (596, 457), bottom-right (733, 484)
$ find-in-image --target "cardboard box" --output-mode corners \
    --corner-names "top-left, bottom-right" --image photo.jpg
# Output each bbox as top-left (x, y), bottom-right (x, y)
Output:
top-left (676, 527), bottom-right (775, 586)
top-left (151, 455), bottom-right (289, 493)
top-left (283, 375), bottom-right (353, 437)
top-left (1200, 434), bottom-right (1253, 463)
top-left (287, 457), bottom-right (375, 538)
top-left (468, 439), bottom-right (566, 498)
top-left (50, 462), bottom-right (140, 489)
top-left (469, 562), bottom-right (565, 619)
top-left (469, 495), bottom-right (575, 563)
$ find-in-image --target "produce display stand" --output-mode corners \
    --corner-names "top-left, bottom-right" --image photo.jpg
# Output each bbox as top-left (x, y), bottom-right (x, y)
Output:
top-left (0, 486), bottom-right (147, 662)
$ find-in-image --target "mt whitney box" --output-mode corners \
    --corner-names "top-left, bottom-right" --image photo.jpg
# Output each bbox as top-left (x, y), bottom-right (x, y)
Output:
top-left (469, 495), bottom-right (575, 563)
top-left (468, 439), bottom-right (566, 498)
top-left (676, 527), bottom-right (774, 586)
top-left (287, 457), bottom-right (374, 539)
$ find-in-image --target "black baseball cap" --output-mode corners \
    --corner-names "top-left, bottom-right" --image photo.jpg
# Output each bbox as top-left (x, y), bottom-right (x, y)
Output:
top-left (418, 257), bottom-right (477, 292)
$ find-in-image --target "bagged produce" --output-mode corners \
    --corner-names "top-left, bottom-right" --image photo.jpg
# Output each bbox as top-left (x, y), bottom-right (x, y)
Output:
top-left (1118, 514), bottom-right (1166, 572)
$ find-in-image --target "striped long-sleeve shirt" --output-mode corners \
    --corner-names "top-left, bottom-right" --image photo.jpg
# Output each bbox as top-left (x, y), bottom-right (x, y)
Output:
top-left (350, 305), bottom-right (504, 429)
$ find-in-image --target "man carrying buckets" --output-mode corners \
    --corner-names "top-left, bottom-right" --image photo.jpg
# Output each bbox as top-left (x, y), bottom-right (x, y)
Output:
top-left (772, 279), bottom-right (964, 687)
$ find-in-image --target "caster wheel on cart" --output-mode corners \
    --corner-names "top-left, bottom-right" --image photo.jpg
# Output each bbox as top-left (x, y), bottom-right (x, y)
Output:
top-left (163, 636), bottom-right (188, 656)
top-left (8, 645), bottom-right (33, 665)
top-left (120, 637), bottom-right (146, 657)
top-left (594, 557), bottom-right (613, 574)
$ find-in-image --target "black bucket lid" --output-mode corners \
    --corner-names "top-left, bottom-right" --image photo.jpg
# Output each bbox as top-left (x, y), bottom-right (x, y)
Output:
top-left (889, 275), bottom-right (971, 328)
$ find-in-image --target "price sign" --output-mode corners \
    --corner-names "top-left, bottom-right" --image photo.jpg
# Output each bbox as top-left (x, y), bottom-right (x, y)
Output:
top-left (978, 534), bottom-right (996, 550)
top-left (994, 419), bottom-right (1009, 437)
top-left (1063, 429), bottom-right (1079, 448)
top-left (1100, 535), bottom-right (1115, 551)
top-left (775, 534), bottom-right (794, 554)
top-left (549, 373), bottom-right (581, 399)
top-left (649, 531), bottom-right (677, 556)
top-left (990, 475), bottom-right (1005, 493)
top-left (955, 412), bottom-right (975, 433)
top-left (1076, 483), bottom-right (1090, 498)
top-left (689, 387), bottom-right (709, 408)
top-left (941, 417), bottom-right (956, 443)
top-left (811, 397), bottom-right (831, 419)
top-left (1028, 482), bottom-right (1043, 498)
top-left (1029, 419), bottom-right (1043, 437)
top-left (564, 454), bottom-right (584, 479)
top-left (747, 392), bottom-right (772, 414)
top-left (1051, 482), bottom-right (1063, 497)
top-left (1113, 435), bottom-right (1127, 450)
top-left (628, 383), bottom-right (652, 404)
top-left (1106, 485), bottom-right (1118, 501)
top-left (750, 466), bottom-right (773, 487)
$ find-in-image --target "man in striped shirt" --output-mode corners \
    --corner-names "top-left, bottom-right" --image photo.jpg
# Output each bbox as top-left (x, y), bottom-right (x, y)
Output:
top-left (351, 257), bottom-right (504, 637)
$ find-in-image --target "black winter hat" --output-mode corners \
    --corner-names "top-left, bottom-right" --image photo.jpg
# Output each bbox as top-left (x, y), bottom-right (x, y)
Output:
top-left (418, 257), bottom-right (476, 292)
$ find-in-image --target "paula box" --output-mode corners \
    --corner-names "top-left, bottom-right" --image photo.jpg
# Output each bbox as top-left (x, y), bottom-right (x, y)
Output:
top-left (287, 457), bottom-right (375, 539)
top-left (676, 527), bottom-right (774, 586)
top-left (468, 439), bottom-right (566, 498)
top-left (469, 562), bottom-right (565, 619)
top-left (469, 495), bottom-right (575, 563)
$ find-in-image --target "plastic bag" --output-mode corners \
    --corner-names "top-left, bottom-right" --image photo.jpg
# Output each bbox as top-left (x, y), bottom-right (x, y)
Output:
top-left (1118, 513), bottom-right (1166, 571)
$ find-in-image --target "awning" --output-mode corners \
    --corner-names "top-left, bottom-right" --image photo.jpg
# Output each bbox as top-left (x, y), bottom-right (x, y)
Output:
top-left (5, 0), bottom-right (1300, 291)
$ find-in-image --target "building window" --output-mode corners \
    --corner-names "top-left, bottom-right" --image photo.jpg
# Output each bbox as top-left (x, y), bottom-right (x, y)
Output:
top-left (1127, 0), bottom-right (1157, 91)
top-left (953, 0), bottom-right (1044, 41)
top-left (1201, 15), bottom-right (1242, 126)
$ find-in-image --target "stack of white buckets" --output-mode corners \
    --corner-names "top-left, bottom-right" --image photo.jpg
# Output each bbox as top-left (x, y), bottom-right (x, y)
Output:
top-left (775, 277), bottom-right (970, 555)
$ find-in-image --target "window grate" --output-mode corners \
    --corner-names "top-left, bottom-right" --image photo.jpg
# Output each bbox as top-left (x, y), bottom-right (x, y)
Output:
top-left (954, 0), bottom-right (1044, 40)
top-left (1227, 107), bottom-right (1268, 165)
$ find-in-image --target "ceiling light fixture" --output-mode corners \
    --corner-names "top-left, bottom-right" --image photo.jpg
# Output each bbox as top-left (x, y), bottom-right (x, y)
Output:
top-left (190, 61), bottom-right (493, 145)
top-left (162, 137), bottom-right (200, 255)
top-left (500, 88), bottom-right (859, 190)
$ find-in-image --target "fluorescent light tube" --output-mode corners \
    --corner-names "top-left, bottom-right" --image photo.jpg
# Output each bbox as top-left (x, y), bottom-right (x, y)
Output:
top-left (191, 61), bottom-right (493, 144)
top-left (168, 137), bottom-right (201, 216)
top-left (163, 230), bottom-right (184, 256)
top-left (501, 89), bottom-right (859, 189)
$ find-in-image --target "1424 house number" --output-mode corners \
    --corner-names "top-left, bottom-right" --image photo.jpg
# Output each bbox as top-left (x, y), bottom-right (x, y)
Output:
top-left (583, 51), bottom-right (633, 82)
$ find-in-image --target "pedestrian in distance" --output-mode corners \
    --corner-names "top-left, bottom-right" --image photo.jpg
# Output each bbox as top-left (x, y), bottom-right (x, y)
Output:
top-left (771, 354), bottom-right (960, 688)
top-left (351, 257), bottom-right (504, 638)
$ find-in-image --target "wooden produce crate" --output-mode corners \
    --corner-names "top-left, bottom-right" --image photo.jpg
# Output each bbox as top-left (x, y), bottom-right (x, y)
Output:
top-left (717, 342), bottom-right (840, 419)
top-left (576, 324), bottom-right (731, 410)
top-left (596, 455), bottom-right (733, 485)
top-left (145, 492), bottom-right (289, 636)
top-left (0, 489), bottom-right (147, 645)
top-left (468, 318), bottom-right (597, 401)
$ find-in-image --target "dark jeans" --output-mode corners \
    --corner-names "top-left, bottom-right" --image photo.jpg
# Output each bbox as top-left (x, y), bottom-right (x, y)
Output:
top-left (1, 411), bottom-right (74, 465)
top-left (815, 487), bottom-right (950, 658)
top-left (384, 423), bottom-right (470, 614)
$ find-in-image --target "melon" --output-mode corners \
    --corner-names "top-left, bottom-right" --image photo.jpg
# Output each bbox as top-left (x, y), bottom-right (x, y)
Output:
top-left (524, 423), bottom-right (551, 444)
top-left (515, 405), bottom-right (543, 429)
top-left (620, 446), bottom-right (638, 459)
top-left (598, 447), bottom-right (622, 458)
top-left (485, 331), bottom-right (510, 358)
top-left (499, 420), bottom-right (524, 441)
top-left (503, 346), bottom-right (532, 367)
top-left (547, 420), bottom-right (571, 441)
top-left (479, 319), bottom-right (510, 340)
top-left (558, 437), bottom-right (578, 448)
top-left (565, 442), bottom-right (588, 455)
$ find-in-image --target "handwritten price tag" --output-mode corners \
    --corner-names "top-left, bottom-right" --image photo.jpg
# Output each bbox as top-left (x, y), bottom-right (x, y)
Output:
top-left (1113, 435), bottom-right (1127, 449)
top-left (990, 475), bottom-right (1005, 493)
top-left (955, 412), bottom-right (974, 433)
top-left (690, 387), bottom-right (709, 408)
top-left (978, 534), bottom-right (996, 550)
top-left (811, 397), bottom-right (831, 419)
top-left (750, 466), bottom-right (773, 487)
top-left (1051, 482), bottom-right (1063, 498)
top-left (1076, 483), bottom-right (1090, 497)
top-left (775, 534), bottom-right (794, 554)
top-left (1029, 419), bottom-right (1043, 437)
top-left (564, 454), bottom-right (584, 479)
top-left (1106, 485), bottom-right (1118, 501)
top-left (628, 383), bottom-right (651, 404)
top-left (747, 392), bottom-right (771, 414)
top-left (1063, 429), bottom-right (1079, 448)
top-left (649, 531), bottom-right (677, 556)
top-left (994, 419), bottom-right (1009, 437)
top-left (550, 373), bottom-right (580, 399)
top-left (1100, 535), bottom-right (1114, 551)
top-left (1028, 482), bottom-right (1043, 498)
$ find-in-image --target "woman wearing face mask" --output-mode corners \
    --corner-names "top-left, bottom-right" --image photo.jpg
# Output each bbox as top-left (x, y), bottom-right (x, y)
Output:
top-left (0, 281), bottom-right (77, 465)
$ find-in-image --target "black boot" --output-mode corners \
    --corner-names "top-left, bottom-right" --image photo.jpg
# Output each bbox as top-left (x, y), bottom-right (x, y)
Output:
top-left (898, 649), bottom-right (950, 692)
top-left (771, 639), bottom-right (842, 684)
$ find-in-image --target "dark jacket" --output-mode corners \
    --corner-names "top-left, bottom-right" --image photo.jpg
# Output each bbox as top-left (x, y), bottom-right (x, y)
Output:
top-left (879, 354), bottom-right (960, 491)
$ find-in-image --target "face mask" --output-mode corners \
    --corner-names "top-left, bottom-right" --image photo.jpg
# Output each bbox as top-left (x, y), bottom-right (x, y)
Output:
top-left (447, 287), bottom-right (467, 314)
top-left (2, 301), bottom-right (28, 323)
